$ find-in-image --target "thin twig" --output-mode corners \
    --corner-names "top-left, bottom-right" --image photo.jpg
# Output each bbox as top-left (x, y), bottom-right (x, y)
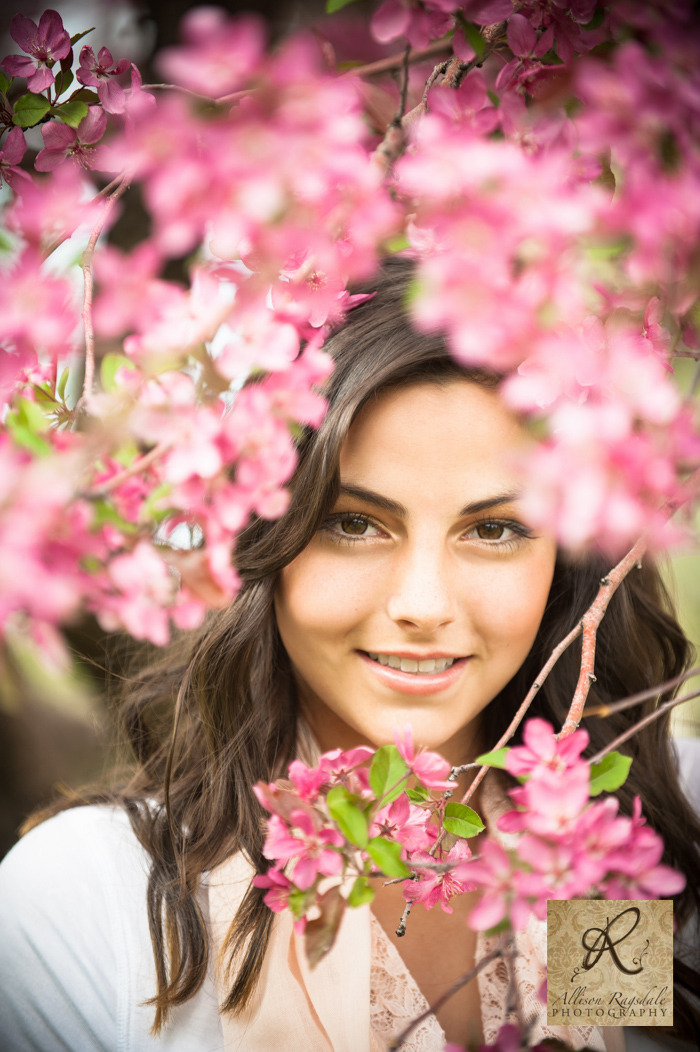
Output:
top-left (558, 534), bottom-right (648, 738)
top-left (345, 40), bottom-right (454, 80)
top-left (691, 358), bottom-right (700, 398)
top-left (460, 617), bottom-right (585, 805)
top-left (395, 43), bottom-right (411, 123)
top-left (395, 900), bottom-right (412, 937)
top-left (582, 665), bottom-right (700, 719)
top-left (504, 937), bottom-right (525, 1032)
top-left (87, 441), bottom-right (170, 496)
top-left (76, 177), bottom-right (131, 410)
top-left (388, 940), bottom-right (506, 1050)
top-left (588, 687), bottom-right (700, 765)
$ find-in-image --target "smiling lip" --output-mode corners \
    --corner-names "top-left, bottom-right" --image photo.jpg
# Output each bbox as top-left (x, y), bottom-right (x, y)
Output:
top-left (357, 650), bottom-right (470, 696)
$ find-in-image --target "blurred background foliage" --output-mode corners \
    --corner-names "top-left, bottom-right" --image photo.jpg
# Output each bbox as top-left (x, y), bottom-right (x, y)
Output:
top-left (0, 0), bottom-right (698, 860)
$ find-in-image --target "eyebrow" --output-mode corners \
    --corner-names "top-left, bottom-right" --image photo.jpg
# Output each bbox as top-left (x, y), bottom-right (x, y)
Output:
top-left (337, 483), bottom-right (521, 518)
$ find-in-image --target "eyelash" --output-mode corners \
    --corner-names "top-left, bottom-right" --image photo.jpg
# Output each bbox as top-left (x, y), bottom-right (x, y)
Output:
top-left (319, 512), bottom-right (534, 550)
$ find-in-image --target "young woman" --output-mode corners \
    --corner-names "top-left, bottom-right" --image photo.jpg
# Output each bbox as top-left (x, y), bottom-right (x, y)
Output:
top-left (0, 258), bottom-right (699, 1052)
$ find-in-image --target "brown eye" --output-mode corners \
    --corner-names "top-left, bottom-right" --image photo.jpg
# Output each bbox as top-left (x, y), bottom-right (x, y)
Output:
top-left (341, 516), bottom-right (370, 535)
top-left (476, 522), bottom-right (505, 541)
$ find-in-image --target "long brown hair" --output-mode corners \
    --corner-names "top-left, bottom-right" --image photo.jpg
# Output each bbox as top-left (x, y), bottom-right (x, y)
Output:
top-left (28, 257), bottom-right (700, 1041)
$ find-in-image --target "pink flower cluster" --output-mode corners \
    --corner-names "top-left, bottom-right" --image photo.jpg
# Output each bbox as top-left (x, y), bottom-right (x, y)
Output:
top-left (1, 1), bottom-right (699, 653)
top-left (253, 718), bottom-right (684, 964)
top-left (394, 34), bottom-right (700, 552)
top-left (111, 28), bottom-right (399, 326)
top-left (455, 719), bottom-right (685, 931)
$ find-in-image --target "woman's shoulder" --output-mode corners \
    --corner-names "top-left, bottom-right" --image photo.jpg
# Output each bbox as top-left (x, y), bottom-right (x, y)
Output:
top-left (0, 806), bottom-right (146, 1051)
top-left (0, 805), bottom-right (222, 1052)
top-left (0, 803), bottom-right (148, 890)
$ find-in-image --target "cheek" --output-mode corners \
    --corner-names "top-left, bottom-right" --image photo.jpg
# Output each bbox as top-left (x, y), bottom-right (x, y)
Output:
top-left (465, 552), bottom-right (555, 658)
top-left (275, 547), bottom-right (378, 653)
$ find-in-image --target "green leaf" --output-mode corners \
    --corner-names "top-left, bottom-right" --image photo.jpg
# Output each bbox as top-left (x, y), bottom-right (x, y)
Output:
top-left (589, 752), bottom-right (632, 797)
top-left (17, 397), bottom-right (50, 433)
top-left (367, 837), bottom-right (411, 879)
top-left (12, 92), bottom-right (51, 128)
top-left (69, 87), bottom-right (100, 105)
top-left (582, 7), bottom-right (605, 31)
top-left (326, 0), bottom-right (363, 12)
top-left (52, 99), bottom-right (87, 129)
top-left (53, 68), bottom-right (74, 98)
top-left (70, 27), bottom-right (95, 46)
top-left (57, 367), bottom-right (70, 402)
top-left (100, 353), bottom-right (136, 393)
top-left (406, 786), bottom-right (430, 805)
top-left (6, 423), bottom-right (51, 457)
top-left (460, 21), bottom-right (485, 60)
top-left (0, 71), bottom-right (10, 95)
top-left (443, 802), bottom-right (485, 839)
top-left (326, 785), bottom-right (369, 848)
top-left (92, 500), bottom-right (138, 534)
top-left (475, 747), bottom-right (510, 769)
top-left (383, 234), bottom-right (411, 254)
top-left (347, 875), bottom-right (375, 908)
top-left (369, 744), bottom-right (409, 805)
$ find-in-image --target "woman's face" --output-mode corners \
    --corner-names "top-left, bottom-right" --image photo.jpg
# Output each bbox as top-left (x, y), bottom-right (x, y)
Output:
top-left (275, 380), bottom-right (558, 766)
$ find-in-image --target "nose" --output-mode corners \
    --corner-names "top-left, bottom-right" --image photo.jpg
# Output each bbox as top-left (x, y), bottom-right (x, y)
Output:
top-left (386, 540), bottom-right (457, 633)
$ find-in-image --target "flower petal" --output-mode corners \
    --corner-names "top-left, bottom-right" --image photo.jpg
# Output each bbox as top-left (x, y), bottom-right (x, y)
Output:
top-left (2, 126), bottom-right (27, 166)
top-left (98, 78), bottom-right (126, 114)
top-left (78, 106), bottom-right (107, 144)
top-left (507, 13), bottom-right (537, 57)
top-left (1, 54), bottom-right (36, 78)
top-left (8, 14), bottom-right (38, 53)
top-left (37, 10), bottom-right (71, 59)
top-left (42, 120), bottom-right (77, 151)
top-left (370, 0), bottom-right (411, 44)
top-left (27, 66), bottom-right (56, 93)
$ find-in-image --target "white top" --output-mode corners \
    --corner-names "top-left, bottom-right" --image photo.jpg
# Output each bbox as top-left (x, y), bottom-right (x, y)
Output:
top-left (1, 740), bottom-right (698, 1052)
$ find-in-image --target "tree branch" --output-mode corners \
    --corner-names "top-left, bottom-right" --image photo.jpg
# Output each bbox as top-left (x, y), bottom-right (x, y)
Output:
top-left (582, 664), bottom-right (700, 719)
top-left (557, 534), bottom-right (648, 738)
top-left (388, 940), bottom-right (507, 1050)
top-left (76, 177), bottom-right (131, 411)
top-left (87, 441), bottom-right (170, 497)
top-left (587, 686), bottom-right (700, 765)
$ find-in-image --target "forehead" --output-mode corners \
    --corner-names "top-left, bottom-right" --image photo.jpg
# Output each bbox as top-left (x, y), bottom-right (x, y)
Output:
top-left (338, 380), bottom-right (530, 503)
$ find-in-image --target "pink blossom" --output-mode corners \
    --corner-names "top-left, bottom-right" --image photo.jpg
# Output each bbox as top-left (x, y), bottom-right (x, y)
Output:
top-left (92, 244), bottom-right (177, 339)
top-left (76, 45), bottom-right (130, 114)
top-left (157, 8), bottom-right (265, 98)
top-left (0, 248), bottom-right (78, 356)
top-left (35, 108), bottom-right (108, 172)
top-left (262, 809), bottom-right (344, 891)
top-left (370, 0), bottom-right (454, 50)
top-left (319, 746), bottom-right (375, 780)
top-left (371, 793), bottom-right (436, 853)
top-left (0, 128), bottom-right (31, 192)
top-left (601, 798), bottom-right (686, 899)
top-left (2, 9), bottom-right (71, 93)
top-left (462, 0), bottom-right (514, 25)
top-left (404, 838), bottom-right (475, 913)
top-left (456, 839), bottom-right (539, 930)
top-left (6, 164), bottom-right (98, 247)
top-left (100, 541), bottom-right (175, 645)
top-left (394, 725), bottom-right (453, 790)
top-left (288, 760), bottom-right (328, 802)
top-left (252, 867), bottom-right (296, 912)
top-left (506, 717), bottom-right (589, 778)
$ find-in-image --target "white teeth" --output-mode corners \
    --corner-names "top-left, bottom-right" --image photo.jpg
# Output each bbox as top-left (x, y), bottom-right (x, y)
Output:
top-left (366, 653), bottom-right (456, 675)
